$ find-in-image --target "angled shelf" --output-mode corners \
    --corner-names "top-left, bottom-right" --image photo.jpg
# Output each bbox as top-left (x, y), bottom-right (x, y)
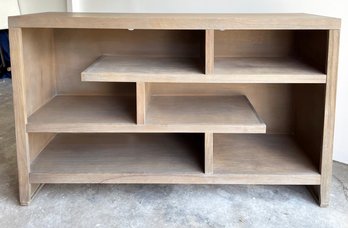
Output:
top-left (82, 55), bottom-right (204, 82)
top-left (27, 96), bottom-right (136, 132)
top-left (214, 57), bottom-right (326, 83)
top-left (146, 95), bottom-right (266, 133)
top-left (213, 134), bottom-right (321, 184)
top-left (30, 133), bottom-right (204, 183)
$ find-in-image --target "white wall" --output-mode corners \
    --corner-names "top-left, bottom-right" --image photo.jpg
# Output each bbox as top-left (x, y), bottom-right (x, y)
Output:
top-left (0, 0), bottom-right (67, 29)
top-left (72, 0), bottom-right (348, 164)
top-left (18, 0), bottom-right (67, 14)
top-left (0, 0), bottom-right (20, 29)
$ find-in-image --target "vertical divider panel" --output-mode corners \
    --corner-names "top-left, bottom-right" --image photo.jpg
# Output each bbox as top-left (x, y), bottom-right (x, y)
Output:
top-left (205, 30), bottom-right (214, 74)
top-left (136, 82), bottom-right (151, 124)
top-left (205, 132), bottom-right (214, 174)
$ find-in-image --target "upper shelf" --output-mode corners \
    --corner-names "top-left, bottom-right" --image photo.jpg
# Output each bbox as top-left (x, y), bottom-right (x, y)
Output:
top-left (214, 57), bottom-right (326, 83)
top-left (82, 56), bottom-right (203, 82)
top-left (82, 55), bottom-right (326, 83)
top-left (9, 13), bottom-right (340, 29)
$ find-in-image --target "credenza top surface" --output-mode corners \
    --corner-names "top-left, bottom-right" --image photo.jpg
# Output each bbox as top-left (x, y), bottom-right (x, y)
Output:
top-left (9, 12), bottom-right (340, 29)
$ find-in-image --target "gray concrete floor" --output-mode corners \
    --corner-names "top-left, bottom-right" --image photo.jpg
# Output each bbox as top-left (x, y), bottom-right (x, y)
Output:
top-left (0, 78), bottom-right (347, 228)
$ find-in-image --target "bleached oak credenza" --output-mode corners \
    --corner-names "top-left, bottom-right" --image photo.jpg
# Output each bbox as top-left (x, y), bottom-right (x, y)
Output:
top-left (9, 13), bottom-right (340, 206)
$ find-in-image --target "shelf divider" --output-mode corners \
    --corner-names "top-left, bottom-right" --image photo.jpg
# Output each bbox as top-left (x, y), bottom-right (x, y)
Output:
top-left (205, 29), bottom-right (214, 74)
top-left (136, 82), bottom-right (152, 124)
top-left (205, 132), bottom-right (214, 174)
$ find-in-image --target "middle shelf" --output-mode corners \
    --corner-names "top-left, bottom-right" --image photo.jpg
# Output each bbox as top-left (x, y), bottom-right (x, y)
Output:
top-left (81, 55), bottom-right (326, 83)
top-left (26, 94), bottom-right (265, 133)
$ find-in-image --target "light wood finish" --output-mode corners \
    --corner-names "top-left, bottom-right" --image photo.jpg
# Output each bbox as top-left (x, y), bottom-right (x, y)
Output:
top-left (31, 133), bottom-right (204, 178)
top-left (205, 133), bottom-right (213, 174)
top-left (22, 29), bottom-right (56, 116)
top-left (205, 30), bottom-right (214, 74)
top-left (27, 95), bottom-right (136, 132)
top-left (214, 134), bottom-right (320, 184)
top-left (150, 83), bottom-right (293, 134)
top-left (10, 13), bottom-right (340, 206)
top-left (82, 56), bottom-right (324, 84)
top-left (9, 13), bottom-right (340, 29)
top-left (82, 55), bottom-right (202, 82)
top-left (146, 95), bottom-right (266, 133)
top-left (214, 57), bottom-right (325, 83)
top-left (319, 30), bottom-right (340, 207)
top-left (9, 28), bottom-right (37, 205)
top-left (30, 133), bottom-right (319, 185)
top-left (26, 95), bottom-right (265, 134)
top-left (54, 29), bottom-right (200, 95)
top-left (28, 133), bottom-right (56, 162)
top-left (215, 30), bottom-right (294, 58)
top-left (136, 82), bottom-right (145, 124)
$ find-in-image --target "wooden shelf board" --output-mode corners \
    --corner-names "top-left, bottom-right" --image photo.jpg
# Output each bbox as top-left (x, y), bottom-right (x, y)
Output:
top-left (30, 133), bottom-right (204, 178)
top-left (214, 134), bottom-right (320, 183)
top-left (214, 57), bottom-right (326, 83)
top-left (82, 55), bottom-right (203, 82)
top-left (30, 173), bottom-right (320, 185)
top-left (27, 95), bottom-right (136, 132)
top-left (146, 95), bottom-right (266, 133)
top-left (82, 56), bottom-right (326, 83)
top-left (9, 13), bottom-right (340, 29)
top-left (27, 95), bottom-right (265, 133)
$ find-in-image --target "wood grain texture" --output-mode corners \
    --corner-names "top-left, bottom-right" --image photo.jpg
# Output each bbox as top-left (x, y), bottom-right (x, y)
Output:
top-left (9, 13), bottom-right (341, 206)
top-left (205, 133), bottom-right (213, 174)
top-left (205, 30), bottom-right (214, 74)
top-left (213, 134), bottom-right (320, 184)
top-left (28, 133), bottom-right (56, 162)
top-left (150, 83), bottom-right (293, 134)
top-left (82, 56), bottom-right (325, 84)
top-left (215, 30), bottom-right (294, 58)
top-left (82, 55), bottom-right (203, 82)
top-left (27, 96), bottom-right (136, 132)
top-left (136, 82), bottom-right (145, 124)
top-left (29, 133), bottom-right (319, 185)
top-left (9, 13), bottom-right (340, 29)
top-left (214, 57), bottom-right (326, 83)
top-left (9, 28), bottom-right (35, 205)
top-left (22, 29), bottom-right (56, 116)
top-left (146, 95), bottom-right (266, 133)
top-left (26, 95), bottom-right (265, 134)
top-left (54, 29), bottom-right (200, 95)
top-left (30, 133), bottom-right (204, 176)
top-left (319, 30), bottom-right (340, 207)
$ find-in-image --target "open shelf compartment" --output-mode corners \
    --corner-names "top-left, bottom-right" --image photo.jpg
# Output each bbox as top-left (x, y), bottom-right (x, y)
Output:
top-left (82, 55), bottom-right (203, 82)
top-left (78, 29), bottom-right (206, 82)
top-left (30, 133), bottom-right (205, 183)
top-left (146, 95), bottom-right (265, 133)
top-left (27, 95), bottom-right (136, 132)
top-left (213, 30), bottom-right (328, 83)
top-left (213, 134), bottom-right (321, 184)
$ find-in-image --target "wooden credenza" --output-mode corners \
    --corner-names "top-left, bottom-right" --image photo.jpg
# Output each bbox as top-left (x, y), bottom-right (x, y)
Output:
top-left (9, 13), bottom-right (340, 206)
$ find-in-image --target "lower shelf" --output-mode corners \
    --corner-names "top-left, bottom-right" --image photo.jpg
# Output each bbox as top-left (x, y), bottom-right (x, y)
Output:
top-left (214, 134), bottom-right (320, 184)
top-left (30, 133), bottom-right (320, 185)
top-left (30, 133), bottom-right (204, 181)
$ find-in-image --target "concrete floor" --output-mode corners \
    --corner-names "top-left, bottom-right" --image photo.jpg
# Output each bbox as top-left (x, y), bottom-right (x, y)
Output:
top-left (0, 78), bottom-right (347, 228)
